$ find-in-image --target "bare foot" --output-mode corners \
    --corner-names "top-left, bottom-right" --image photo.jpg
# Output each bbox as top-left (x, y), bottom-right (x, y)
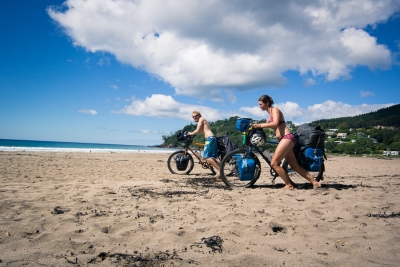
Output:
top-left (215, 174), bottom-right (223, 182)
top-left (313, 182), bottom-right (321, 189)
top-left (282, 184), bottom-right (294, 190)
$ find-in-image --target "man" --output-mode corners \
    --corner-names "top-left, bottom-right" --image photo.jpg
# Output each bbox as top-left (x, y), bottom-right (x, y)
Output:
top-left (187, 111), bottom-right (221, 181)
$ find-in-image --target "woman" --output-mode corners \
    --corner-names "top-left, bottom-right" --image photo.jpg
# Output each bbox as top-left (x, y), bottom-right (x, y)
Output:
top-left (252, 95), bottom-right (321, 189)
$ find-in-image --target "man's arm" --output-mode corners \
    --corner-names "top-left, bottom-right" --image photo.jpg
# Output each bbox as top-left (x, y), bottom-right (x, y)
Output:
top-left (188, 117), bottom-right (204, 135)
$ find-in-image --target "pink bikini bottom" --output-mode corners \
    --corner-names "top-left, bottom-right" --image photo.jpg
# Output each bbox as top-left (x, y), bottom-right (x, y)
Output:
top-left (278, 133), bottom-right (296, 144)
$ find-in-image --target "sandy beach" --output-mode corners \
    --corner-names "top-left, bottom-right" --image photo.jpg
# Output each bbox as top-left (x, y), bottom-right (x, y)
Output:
top-left (1, 151), bottom-right (399, 266)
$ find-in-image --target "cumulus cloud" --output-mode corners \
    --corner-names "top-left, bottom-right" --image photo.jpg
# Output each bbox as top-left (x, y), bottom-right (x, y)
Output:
top-left (79, 109), bottom-right (98, 115)
top-left (112, 94), bottom-right (225, 121)
top-left (240, 100), bottom-right (395, 124)
top-left (47, 0), bottom-right (399, 100)
top-left (113, 94), bottom-right (394, 125)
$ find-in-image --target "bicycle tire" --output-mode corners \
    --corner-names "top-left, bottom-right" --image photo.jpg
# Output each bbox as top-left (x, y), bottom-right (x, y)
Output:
top-left (219, 148), bottom-right (261, 187)
top-left (167, 151), bottom-right (194, 175)
top-left (281, 160), bottom-right (324, 182)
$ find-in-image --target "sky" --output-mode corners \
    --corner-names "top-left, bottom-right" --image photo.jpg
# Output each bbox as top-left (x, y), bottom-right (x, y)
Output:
top-left (1, 0), bottom-right (400, 146)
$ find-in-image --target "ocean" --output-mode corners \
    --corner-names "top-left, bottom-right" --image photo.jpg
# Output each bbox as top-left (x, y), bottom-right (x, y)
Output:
top-left (0, 139), bottom-right (179, 153)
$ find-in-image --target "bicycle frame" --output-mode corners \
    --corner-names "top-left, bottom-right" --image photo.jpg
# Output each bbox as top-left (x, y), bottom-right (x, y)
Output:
top-left (184, 144), bottom-right (213, 169)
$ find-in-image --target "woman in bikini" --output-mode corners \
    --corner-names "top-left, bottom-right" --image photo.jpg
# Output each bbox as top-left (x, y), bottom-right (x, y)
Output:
top-left (252, 95), bottom-right (321, 189)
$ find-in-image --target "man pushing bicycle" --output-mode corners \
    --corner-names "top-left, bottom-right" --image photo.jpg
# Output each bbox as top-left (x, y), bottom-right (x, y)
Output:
top-left (187, 111), bottom-right (222, 182)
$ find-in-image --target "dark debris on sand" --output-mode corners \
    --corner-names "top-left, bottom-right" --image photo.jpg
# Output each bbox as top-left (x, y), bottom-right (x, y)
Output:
top-left (128, 187), bottom-right (204, 198)
top-left (366, 211), bottom-right (400, 218)
top-left (190, 236), bottom-right (224, 253)
top-left (87, 250), bottom-right (193, 266)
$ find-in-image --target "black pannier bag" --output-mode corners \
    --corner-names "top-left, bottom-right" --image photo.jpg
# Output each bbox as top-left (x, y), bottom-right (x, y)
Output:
top-left (216, 134), bottom-right (235, 159)
top-left (175, 153), bottom-right (190, 171)
top-left (177, 130), bottom-right (188, 142)
top-left (216, 136), bottom-right (226, 159)
top-left (295, 124), bottom-right (326, 148)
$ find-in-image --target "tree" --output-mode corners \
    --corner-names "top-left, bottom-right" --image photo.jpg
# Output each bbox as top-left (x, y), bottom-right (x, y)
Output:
top-left (356, 138), bottom-right (373, 149)
top-left (389, 141), bottom-right (400, 151)
top-left (324, 141), bottom-right (337, 152)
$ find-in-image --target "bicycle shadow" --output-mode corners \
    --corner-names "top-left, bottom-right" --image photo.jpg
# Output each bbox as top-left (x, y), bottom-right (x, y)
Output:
top-left (185, 176), bottom-right (231, 190)
top-left (250, 182), bottom-right (357, 190)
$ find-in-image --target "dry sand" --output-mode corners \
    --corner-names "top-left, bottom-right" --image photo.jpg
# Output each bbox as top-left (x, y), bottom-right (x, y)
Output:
top-left (0, 151), bottom-right (400, 266)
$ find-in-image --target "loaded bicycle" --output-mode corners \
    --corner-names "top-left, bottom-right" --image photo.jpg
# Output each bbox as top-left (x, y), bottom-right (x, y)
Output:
top-left (167, 133), bottom-right (218, 175)
top-left (219, 118), bottom-right (325, 187)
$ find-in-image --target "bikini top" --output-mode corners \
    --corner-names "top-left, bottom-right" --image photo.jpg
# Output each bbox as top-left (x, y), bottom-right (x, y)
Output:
top-left (270, 115), bottom-right (285, 125)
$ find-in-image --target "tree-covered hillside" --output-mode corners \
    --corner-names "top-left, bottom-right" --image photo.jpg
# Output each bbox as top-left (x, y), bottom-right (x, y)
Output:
top-left (310, 104), bottom-right (400, 129)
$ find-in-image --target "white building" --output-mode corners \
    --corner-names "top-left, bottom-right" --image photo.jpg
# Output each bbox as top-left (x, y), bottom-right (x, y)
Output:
top-left (383, 151), bottom-right (399, 156)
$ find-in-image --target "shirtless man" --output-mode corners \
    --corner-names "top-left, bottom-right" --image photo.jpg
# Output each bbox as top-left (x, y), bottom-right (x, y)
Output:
top-left (187, 110), bottom-right (221, 181)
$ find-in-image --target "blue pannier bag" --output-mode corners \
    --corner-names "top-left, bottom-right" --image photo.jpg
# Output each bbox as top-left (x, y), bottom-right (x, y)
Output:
top-left (233, 154), bottom-right (255, 181)
top-left (301, 147), bottom-right (324, 172)
top-left (236, 118), bottom-right (251, 132)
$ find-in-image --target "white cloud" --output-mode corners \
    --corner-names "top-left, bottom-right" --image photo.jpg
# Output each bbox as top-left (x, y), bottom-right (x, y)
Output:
top-left (47, 0), bottom-right (399, 100)
top-left (240, 100), bottom-right (395, 125)
top-left (79, 109), bottom-right (98, 115)
top-left (112, 94), bottom-right (225, 121)
top-left (360, 90), bottom-right (375, 97)
top-left (140, 130), bottom-right (159, 134)
top-left (109, 84), bottom-right (118, 90)
top-left (304, 78), bottom-right (316, 87)
top-left (113, 94), bottom-right (395, 125)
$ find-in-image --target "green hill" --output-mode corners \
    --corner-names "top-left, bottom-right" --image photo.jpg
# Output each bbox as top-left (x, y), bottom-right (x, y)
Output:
top-left (310, 104), bottom-right (400, 129)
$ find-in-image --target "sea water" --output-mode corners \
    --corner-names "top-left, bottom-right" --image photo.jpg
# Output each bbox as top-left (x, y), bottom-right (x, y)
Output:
top-left (0, 139), bottom-right (179, 153)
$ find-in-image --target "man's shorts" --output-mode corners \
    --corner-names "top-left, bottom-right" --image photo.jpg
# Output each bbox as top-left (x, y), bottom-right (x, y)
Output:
top-left (203, 136), bottom-right (218, 159)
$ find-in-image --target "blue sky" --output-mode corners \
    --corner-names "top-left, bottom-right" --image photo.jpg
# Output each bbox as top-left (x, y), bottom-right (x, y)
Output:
top-left (1, 0), bottom-right (400, 146)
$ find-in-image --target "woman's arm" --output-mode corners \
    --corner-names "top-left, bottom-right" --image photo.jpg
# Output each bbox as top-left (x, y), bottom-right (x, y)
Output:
top-left (253, 108), bottom-right (281, 129)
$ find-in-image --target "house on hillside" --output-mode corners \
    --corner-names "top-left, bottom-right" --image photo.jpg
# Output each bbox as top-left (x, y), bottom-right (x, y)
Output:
top-left (326, 131), bottom-right (336, 136)
top-left (337, 133), bottom-right (347, 139)
top-left (383, 151), bottom-right (399, 156)
top-left (375, 125), bottom-right (396, 130)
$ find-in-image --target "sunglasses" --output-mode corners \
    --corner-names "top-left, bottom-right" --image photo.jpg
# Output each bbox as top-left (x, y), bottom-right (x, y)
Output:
top-left (192, 115), bottom-right (199, 118)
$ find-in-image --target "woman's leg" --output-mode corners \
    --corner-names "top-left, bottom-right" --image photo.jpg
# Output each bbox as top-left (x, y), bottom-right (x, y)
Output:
top-left (270, 139), bottom-right (295, 189)
top-left (284, 150), bottom-right (321, 189)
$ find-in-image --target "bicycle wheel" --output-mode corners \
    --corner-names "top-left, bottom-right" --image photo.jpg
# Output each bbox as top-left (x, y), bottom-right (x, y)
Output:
top-left (219, 148), bottom-right (261, 187)
top-left (281, 160), bottom-right (324, 182)
top-left (167, 151), bottom-right (194, 175)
